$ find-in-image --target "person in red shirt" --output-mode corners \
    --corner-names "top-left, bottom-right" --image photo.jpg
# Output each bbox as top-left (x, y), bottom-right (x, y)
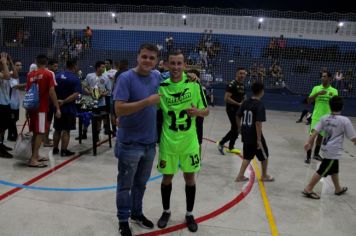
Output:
top-left (26, 55), bottom-right (61, 168)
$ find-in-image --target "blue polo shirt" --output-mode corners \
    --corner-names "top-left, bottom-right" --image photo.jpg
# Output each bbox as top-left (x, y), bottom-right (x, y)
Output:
top-left (55, 71), bottom-right (82, 114)
top-left (113, 69), bottom-right (161, 144)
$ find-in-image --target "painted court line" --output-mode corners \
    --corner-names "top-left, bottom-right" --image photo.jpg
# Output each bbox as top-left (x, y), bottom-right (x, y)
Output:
top-left (252, 159), bottom-right (279, 236)
top-left (1, 137), bottom-right (256, 236)
top-left (138, 165), bottom-right (255, 236)
top-left (0, 138), bottom-right (110, 201)
top-left (0, 174), bottom-right (163, 192)
top-left (136, 137), bottom-right (254, 236)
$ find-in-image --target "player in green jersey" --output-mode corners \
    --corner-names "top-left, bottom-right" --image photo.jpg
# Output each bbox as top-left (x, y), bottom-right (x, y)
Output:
top-left (305, 71), bottom-right (338, 164)
top-left (157, 51), bottom-right (209, 232)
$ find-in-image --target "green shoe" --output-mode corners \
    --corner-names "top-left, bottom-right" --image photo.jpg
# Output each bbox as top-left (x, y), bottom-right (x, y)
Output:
top-left (226, 148), bottom-right (241, 154)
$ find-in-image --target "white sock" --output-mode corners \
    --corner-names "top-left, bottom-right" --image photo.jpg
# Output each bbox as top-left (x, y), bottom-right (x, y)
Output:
top-left (164, 209), bottom-right (171, 214)
top-left (186, 211), bottom-right (193, 216)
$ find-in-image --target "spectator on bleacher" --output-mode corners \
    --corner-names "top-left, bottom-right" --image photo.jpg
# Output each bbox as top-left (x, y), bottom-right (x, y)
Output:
top-left (258, 64), bottom-right (266, 84)
top-left (201, 29), bottom-right (208, 43)
top-left (334, 70), bottom-right (343, 91)
top-left (0, 52), bottom-right (17, 158)
top-left (199, 48), bottom-right (208, 68)
top-left (345, 68), bottom-right (353, 93)
top-left (84, 26), bottom-right (93, 49)
top-left (249, 63), bottom-right (258, 84)
top-left (277, 35), bottom-right (286, 58)
top-left (165, 35), bottom-right (174, 53)
top-left (268, 37), bottom-right (277, 58)
top-left (187, 48), bottom-right (199, 65)
top-left (208, 29), bottom-right (213, 42)
top-left (8, 60), bottom-right (25, 141)
top-left (52, 59), bottom-right (82, 157)
top-left (270, 61), bottom-right (284, 86)
top-left (26, 55), bottom-right (61, 168)
top-left (75, 40), bottom-right (83, 55)
top-left (212, 41), bottom-right (220, 57)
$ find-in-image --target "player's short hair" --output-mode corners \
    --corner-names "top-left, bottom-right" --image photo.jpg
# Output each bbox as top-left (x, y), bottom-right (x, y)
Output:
top-left (95, 61), bottom-right (105, 70)
top-left (66, 59), bottom-right (77, 70)
top-left (321, 71), bottom-right (332, 78)
top-left (236, 67), bottom-right (246, 72)
top-left (251, 82), bottom-right (264, 95)
top-left (168, 49), bottom-right (184, 57)
top-left (168, 50), bottom-right (186, 62)
top-left (36, 55), bottom-right (48, 66)
top-left (48, 59), bottom-right (58, 66)
top-left (329, 96), bottom-right (343, 112)
top-left (138, 43), bottom-right (159, 55)
top-left (105, 59), bottom-right (113, 65)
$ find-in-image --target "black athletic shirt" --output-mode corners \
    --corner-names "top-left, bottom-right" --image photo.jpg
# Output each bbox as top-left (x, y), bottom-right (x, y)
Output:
top-left (225, 80), bottom-right (245, 111)
top-left (237, 98), bottom-right (266, 144)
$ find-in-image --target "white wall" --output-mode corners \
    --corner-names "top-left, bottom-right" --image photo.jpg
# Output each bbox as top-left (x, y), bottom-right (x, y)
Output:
top-left (1, 11), bottom-right (356, 42)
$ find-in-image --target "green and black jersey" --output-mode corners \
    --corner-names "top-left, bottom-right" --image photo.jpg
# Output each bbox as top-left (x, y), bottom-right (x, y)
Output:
top-left (158, 74), bottom-right (207, 155)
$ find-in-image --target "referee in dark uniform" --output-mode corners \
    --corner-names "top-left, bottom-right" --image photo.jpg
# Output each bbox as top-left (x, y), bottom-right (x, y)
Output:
top-left (217, 68), bottom-right (246, 155)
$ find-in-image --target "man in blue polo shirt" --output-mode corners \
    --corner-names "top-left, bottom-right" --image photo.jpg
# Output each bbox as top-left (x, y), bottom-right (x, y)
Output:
top-left (113, 43), bottom-right (161, 236)
top-left (52, 59), bottom-right (82, 156)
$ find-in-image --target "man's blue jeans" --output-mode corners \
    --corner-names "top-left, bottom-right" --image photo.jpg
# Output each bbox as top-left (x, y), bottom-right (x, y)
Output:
top-left (115, 142), bottom-right (156, 222)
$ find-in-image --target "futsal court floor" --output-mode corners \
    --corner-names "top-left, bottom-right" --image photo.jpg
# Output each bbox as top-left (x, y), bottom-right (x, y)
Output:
top-left (0, 106), bottom-right (355, 236)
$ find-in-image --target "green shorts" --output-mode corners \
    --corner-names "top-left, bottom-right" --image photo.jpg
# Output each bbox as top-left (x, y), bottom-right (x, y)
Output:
top-left (310, 118), bottom-right (325, 136)
top-left (157, 151), bottom-right (201, 174)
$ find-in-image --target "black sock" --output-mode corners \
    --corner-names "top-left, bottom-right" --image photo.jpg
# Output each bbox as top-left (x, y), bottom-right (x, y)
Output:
top-left (314, 145), bottom-right (321, 156)
top-left (185, 185), bottom-right (196, 212)
top-left (307, 150), bottom-right (312, 159)
top-left (161, 184), bottom-right (172, 211)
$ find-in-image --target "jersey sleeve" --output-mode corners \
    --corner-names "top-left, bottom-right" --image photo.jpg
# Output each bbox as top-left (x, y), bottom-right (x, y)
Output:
top-left (256, 102), bottom-right (266, 122)
top-left (334, 88), bottom-right (339, 96)
top-left (225, 81), bottom-right (234, 93)
top-left (74, 77), bottom-right (82, 94)
top-left (48, 70), bottom-right (56, 88)
top-left (309, 86), bottom-right (318, 97)
top-left (344, 118), bottom-right (356, 140)
top-left (196, 82), bottom-right (208, 109)
top-left (113, 73), bottom-right (129, 102)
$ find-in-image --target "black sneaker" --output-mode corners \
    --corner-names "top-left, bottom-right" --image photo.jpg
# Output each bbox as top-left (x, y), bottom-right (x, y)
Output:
top-left (131, 214), bottom-right (154, 229)
top-left (53, 147), bottom-right (59, 155)
top-left (313, 155), bottom-right (323, 161)
top-left (60, 149), bottom-right (75, 157)
top-left (296, 120), bottom-right (302, 123)
top-left (157, 212), bottom-right (171, 228)
top-left (217, 141), bottom-right (224, 155)
top-left (304, 157), bottom-right (311, 164)
top-left (0, 143), bottom-right (13, 151)
top-left (119, 222), bottom-right (132, 236)
top-left (185, 215), bottom-right (198, 232)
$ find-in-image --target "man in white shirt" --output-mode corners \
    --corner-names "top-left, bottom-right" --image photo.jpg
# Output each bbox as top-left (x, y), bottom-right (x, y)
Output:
top-left (84, 61), bottom-right (112, 139)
